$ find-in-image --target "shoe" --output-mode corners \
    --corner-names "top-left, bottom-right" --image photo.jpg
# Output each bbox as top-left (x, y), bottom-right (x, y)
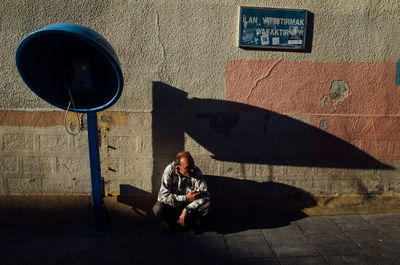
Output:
top-left (188, 220), bottom-right (204, 235)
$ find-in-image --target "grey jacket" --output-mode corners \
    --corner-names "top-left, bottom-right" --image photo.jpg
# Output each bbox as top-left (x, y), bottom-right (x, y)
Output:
top-left (157, 162), bottom-right (210, 209)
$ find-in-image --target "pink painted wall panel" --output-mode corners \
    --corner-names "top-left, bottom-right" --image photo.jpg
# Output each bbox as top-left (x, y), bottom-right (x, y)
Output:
top-left (309, 116), bottom-right (400, 160)
top-left (226, 60), bottom-right (400, 162)
top-left (309, 116), bottom-right (400, 140)
top-left (226, 60), bottom-right (399, 115)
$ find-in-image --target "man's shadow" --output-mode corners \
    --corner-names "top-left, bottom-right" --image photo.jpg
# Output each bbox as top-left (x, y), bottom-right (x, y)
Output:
top-left (202, 175), bottom-right (318, 233)
top-left (118, 179), bottom-right (315, 233)
top-left (120, 82), bottom-right (392, 233)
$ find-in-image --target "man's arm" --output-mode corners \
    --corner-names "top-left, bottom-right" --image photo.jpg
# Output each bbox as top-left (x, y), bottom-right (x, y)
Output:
top-left (157, 164), bottom-right (186, 207)
top-left (186, 169), bottom-right (210, 210)
top-left (178, 177), bottom-right (210, 226)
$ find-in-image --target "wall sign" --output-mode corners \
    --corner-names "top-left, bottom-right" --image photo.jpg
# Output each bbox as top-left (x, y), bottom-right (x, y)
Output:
top-left (239, 6), bottom-right (308, 50)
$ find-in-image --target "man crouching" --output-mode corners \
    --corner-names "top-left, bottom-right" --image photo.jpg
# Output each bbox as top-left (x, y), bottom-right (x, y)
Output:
top-left (153, 151), bottom-right (210, 232)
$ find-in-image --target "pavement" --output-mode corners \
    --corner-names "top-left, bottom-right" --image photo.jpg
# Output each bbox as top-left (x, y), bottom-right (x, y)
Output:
top-left (1, 213), bottom-right (400, 265)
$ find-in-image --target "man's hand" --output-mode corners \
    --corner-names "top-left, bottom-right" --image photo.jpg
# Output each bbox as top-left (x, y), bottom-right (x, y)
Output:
top-left (186, 190), bottom-right (201, 202)
top-left (178, 208), bottom-right (187, 227)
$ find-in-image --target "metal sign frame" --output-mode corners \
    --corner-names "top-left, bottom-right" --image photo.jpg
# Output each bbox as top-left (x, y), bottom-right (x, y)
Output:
top-left (239, 6), bottom-right (308, 50)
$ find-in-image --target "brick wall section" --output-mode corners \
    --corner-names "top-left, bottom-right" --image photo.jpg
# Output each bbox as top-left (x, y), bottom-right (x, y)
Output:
top-left (0, 125), bottom-right (89, 194)
top-left (97, 112), bottom-right (153, 195)
top-left (0, 111), bottom-right (153, 196)
top-left (1, 110), bottom-right (395, 198)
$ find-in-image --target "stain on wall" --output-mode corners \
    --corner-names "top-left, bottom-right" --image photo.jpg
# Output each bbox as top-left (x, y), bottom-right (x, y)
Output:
top-left (319, 119), bottom-right (327, 131)
top-left (0, 111), bottom-right (64, 127)
top-left (0, 110), bottom-right (128, 128)
top-left (320, 80), bottom-right (349, 113)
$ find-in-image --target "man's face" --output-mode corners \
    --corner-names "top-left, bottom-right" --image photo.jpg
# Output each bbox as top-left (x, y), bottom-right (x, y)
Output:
top-left (177, 157), bottom-right (195, 178)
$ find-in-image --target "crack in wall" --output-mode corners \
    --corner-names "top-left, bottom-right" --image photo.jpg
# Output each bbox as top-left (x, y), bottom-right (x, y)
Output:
top-left (246, 60), bottom-right (282, 100)
top-left (156, 11), bottom-right (166, 63)
top-left (155, 11), bottom-right (169, 82)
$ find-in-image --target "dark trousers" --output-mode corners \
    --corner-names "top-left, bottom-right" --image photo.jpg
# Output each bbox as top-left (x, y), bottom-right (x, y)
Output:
top-left (153, 201), bottom-right (210, 228)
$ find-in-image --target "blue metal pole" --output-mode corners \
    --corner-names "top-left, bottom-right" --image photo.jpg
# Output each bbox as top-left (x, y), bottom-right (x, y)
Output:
top-left (87, 111), bottom-right (104, 228)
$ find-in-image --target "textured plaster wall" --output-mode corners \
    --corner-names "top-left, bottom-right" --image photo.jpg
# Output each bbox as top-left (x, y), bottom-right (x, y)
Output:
top-left (3, 0), bottom-right (400, 111)
top-left (1, 0), bottom-right (400, 215)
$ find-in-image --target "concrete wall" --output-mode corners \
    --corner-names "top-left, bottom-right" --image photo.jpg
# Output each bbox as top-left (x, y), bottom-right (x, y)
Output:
top-left (1, 0), bottom-right (400, 220)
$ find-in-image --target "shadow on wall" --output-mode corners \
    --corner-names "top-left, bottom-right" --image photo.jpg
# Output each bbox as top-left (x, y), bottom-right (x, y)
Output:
top-left (126, 82), bottom-right (393, 224)
top-left (152, 82), bottom-right (391, 170)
